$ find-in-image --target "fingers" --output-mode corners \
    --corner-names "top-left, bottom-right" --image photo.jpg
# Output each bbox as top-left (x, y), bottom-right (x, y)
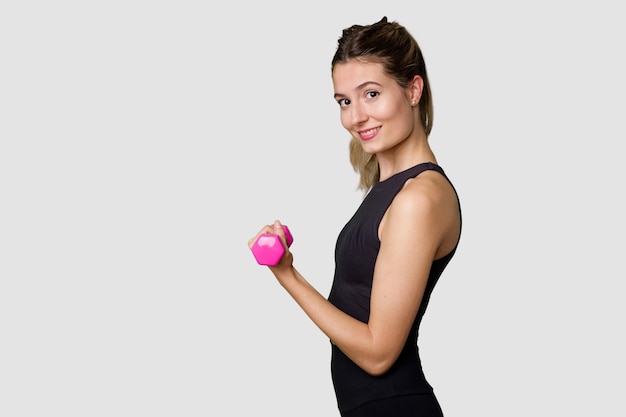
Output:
top-left (249, 220), bottom-right (295, 268)
top-left (248, 220), bottom-right (285, 249)
top-left (272, 220), bottom-right (288, 246)
top-left (248, 224), bottom-right (273, 248)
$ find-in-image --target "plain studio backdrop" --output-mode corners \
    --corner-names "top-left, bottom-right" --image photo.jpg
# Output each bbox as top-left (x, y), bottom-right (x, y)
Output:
top-left (1, 1), bottom-right (624, 416)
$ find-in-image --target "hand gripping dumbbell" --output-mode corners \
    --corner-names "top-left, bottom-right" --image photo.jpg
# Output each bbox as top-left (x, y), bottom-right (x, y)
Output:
top-left (251, 226), bottom-right (293, 266)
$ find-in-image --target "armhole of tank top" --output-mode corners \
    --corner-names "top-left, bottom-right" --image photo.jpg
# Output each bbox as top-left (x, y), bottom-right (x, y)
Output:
top-left (375, 171), bottom-right (422, 243)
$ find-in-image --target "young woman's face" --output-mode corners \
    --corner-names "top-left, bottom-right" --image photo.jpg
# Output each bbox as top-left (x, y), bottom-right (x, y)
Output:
top-left (332, 60), bottom-right (417, 155)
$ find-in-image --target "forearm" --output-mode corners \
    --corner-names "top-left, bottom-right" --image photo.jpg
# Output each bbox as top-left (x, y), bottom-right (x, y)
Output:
top-left (273, 266), bottom-right (386, 374)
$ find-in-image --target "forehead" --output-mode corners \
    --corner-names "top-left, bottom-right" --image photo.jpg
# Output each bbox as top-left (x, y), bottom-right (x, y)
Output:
top-left (332, 60), bottom-right (391, 91)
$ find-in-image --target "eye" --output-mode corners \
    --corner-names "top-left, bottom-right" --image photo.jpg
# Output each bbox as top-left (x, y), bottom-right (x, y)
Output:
top-left (337, 98), bottom-right (351, 108)
top-left (366, 90), bottom-right (379, 99)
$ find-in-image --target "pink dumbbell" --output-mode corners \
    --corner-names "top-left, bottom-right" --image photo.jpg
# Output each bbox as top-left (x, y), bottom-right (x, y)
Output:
top-left (251, 225), bottom-right (294, 266)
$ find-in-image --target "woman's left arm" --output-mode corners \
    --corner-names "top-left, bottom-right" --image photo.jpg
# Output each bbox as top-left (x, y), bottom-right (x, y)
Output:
top-left (267, 173), bottom-right (457, 376)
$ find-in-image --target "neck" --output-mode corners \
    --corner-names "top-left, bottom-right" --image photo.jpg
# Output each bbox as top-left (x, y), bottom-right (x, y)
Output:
top-left (377, 133), bottom-right (436, 181)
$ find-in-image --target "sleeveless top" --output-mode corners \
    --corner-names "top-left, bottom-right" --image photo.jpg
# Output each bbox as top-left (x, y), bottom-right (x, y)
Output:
top-left (327, 162), bottom-right (461, 413)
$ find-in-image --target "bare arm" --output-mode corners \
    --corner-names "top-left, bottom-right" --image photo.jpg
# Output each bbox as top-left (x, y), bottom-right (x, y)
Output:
top-left (249, 173), bottom-right (459, 376)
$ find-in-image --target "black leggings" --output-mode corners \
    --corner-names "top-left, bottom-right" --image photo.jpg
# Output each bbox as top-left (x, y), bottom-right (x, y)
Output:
top-left (342, 393), bottom-right (444, 417)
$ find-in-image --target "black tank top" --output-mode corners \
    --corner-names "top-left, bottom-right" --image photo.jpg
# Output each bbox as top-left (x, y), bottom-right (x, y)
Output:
top-left (328, 162), bottom-right (461, 413)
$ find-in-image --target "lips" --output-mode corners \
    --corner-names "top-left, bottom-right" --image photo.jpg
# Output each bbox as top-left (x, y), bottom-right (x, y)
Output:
top-left (358, 126), bottom-right (380, 141)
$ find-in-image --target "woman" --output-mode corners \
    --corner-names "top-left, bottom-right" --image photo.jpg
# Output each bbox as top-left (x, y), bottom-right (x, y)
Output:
top-left (248, 17), bottom-right (462, 417)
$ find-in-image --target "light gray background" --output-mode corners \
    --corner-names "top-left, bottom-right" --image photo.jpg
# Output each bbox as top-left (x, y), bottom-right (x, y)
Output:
top-left (1, 1), bottom-right (624, 416)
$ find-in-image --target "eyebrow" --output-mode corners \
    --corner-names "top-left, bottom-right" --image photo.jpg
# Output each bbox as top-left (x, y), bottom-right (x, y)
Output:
top-left (333, 81), bottom-right (383, 99)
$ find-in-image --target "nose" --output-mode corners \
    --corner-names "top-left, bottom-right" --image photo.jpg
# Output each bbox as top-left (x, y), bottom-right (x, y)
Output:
top-left (350, 101), bottom-right (368, 126)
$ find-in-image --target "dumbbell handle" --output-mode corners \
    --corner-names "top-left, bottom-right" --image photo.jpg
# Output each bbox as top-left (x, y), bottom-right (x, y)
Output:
top-left (252, 225), bottom-right (293, 266)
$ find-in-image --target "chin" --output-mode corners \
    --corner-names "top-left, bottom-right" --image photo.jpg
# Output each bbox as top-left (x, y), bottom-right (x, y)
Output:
top-left (360, 142), bottom-right (384, 155)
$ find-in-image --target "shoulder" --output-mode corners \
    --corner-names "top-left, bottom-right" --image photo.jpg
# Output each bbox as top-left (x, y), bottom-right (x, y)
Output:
top-left (392, 169), bottom-right (454, 217)
top-left (381, 168), bottom-right (458, 244)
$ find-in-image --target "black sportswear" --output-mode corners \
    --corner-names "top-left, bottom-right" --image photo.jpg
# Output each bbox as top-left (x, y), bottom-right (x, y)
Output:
top-left (328, 162), bottom-right (461, 416)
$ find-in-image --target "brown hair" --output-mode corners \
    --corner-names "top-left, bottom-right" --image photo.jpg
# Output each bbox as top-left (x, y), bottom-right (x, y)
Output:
top-left (332, 17), bottom-right (433, 192)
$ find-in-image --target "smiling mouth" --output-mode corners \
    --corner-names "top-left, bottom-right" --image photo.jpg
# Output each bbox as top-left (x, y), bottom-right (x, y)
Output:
top-left (358, 127), bottom-right (380, 140)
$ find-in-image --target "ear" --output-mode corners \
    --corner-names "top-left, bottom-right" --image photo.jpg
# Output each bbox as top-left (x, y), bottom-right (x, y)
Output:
top-left (409, 75), bottom-right (424, 106)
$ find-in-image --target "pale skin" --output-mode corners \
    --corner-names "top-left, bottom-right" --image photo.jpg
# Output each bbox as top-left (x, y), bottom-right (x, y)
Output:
top-left (248, 60), bottom-right (461, 376)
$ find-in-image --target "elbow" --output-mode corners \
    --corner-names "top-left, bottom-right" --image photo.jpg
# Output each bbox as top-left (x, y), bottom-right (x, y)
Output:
top-left (360, 353), bottom-right (398, 377)
top-left (363, 363), bottom-right (391, 377)
top-left (345, 333), bottom-right (404, 376)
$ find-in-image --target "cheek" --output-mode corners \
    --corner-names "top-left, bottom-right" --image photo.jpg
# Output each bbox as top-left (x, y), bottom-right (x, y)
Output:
top-left (377, 101), bottom-right (402, 121)
top-left (386, 102), bottom-right (413, 128)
